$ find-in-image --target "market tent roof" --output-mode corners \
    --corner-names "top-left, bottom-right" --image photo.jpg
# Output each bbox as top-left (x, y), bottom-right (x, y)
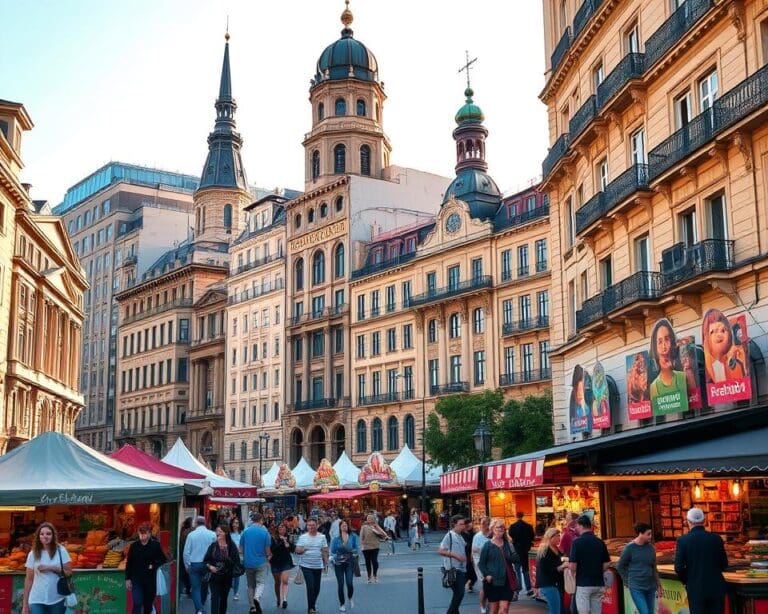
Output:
top-left (601, 425), bottom-right (768, 475)
top-left (292, 457), bottom-right (316, 489)
top-left (111, 444), bottom-right (206, 479)
top-left (262, 462), bottom-right (280, 488)
top-left (308, 489), bottom-right (400, 501)
top-left (0, 432), bottom-right (184, 505)
top-left (162, 438), bottom-right (259, 498)
top-left (333, 452), bottom-right (361, 487)
top-left (390, 445), bottom-right (443, 486)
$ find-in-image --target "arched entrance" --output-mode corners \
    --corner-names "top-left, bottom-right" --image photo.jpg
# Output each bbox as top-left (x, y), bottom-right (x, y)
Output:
top-left (309, 426), bottom-right (326, 468)
top-left (331, 424), bottom-right (345, 462)
top-left (290, 429), bottom-right (304, 467)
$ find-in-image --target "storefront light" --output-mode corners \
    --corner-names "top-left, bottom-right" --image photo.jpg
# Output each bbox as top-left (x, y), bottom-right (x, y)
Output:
top-left (732, 480), bottom-right (741, 497)
top-left (693, 481), bottom-right (702, 499)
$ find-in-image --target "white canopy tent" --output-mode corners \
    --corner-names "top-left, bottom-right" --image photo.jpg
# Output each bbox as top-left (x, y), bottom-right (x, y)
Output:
top-left (261, 462), bottom-right (280, 489)
top-left (292, 457), bottom-right (316, 489)
top-left (390, 444), bottom-right (443, 486)
top-left (332, 451), bottom-right (361, 487)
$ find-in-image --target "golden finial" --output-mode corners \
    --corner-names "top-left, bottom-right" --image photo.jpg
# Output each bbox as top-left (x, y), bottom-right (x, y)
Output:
top-left (225, 15), bottom-right (230, 41)
top-left (341, 0), bottom-right (353, 27)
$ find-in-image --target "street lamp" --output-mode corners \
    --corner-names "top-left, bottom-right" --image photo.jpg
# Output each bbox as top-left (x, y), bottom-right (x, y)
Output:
top-left (258, 432), bottom-right (270, 478)
top-left (473, 419), bottom-right (492, 461)
top-left (394, 372), bottom-right (429, 514)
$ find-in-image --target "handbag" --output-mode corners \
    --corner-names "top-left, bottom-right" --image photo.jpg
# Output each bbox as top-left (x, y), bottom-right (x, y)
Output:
top-left (294, 569), bottom-right (304, 585)
top-left (564, 567), bottom-right (577, 594)
top-left (232, 560), bottom-right (245, 577)
top-left (441, 532), bottom-right (458, 589)
top-left (353, 555), bottom-right (361, 578)
top-left (156, 567), bottom-right (168, 597)
top-left (502, 543), bottom-right (519, 592)
top-left (56, 547), bottom-right (75, 596)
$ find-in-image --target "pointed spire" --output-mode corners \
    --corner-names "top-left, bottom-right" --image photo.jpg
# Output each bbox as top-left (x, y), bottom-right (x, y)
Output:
top-left (219, 27), bottom-right (232, 101)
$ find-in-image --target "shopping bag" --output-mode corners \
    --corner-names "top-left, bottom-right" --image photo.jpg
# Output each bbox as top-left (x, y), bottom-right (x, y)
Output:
top-left (294, 570), bottom-right (304, 585)
top-left (156, 567), bottom-right (168, 597)
top-left (564, 568), bottom-right (576, 594)
top-left (64, 593), bottom-right (78, 608)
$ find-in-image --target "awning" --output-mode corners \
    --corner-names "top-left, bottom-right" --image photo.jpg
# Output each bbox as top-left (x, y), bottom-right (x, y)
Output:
top-left (308, 489), bottom-right (400, 501)
top-left (440, 466), bottom-right (481, 494)
top-left (485, 458), bottom-right (545, 490)
top-left (601, 426), bottom-right (768, 475)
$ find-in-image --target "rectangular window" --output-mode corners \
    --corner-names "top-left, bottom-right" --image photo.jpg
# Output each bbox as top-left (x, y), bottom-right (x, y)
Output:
top-left (334, 289), bottom-right (345, 311)
top-left (450, 355), bottom-right (462, 384)
top-left (674, 90), bottom-right (692, 129)
top-left (311, 295), bottom-right (325, 317)
top-left (447, 265), bottom-right (460, 290)
top-left (565, 196), bottom-right (574, 249)
top-left (334, 327), bottom-right (344, 353)
top-left (471, 257), bottom-right (483, 280)
top-left (568, 280), bottom-right (576, 334)
top-left (294, 337), bottom-right (303, 361)
top-left (356, 334), bottom-right (366, 358)
top-left (535, 239), bottom-right (547, 271)
top-left (177, 358), bottom-right (188, 383)
top-left (518, 245), bottom-right (529, 277)
top-left (521, 344), bottom-right (534, 376)
top-left (505, 346), bottom-right (515, 376)
top-left (357, 294), bottom-right (365, 320)
top-left (592, 61), bottom-right (604, 91)
top-left (699, 69), bottom-right (718, 112)
top-left (404, 366), bottom-right (414, 394)
top-left (581, 271), bottom-right (589, 303)
top-left (179, 318), bottom-right (189, 342)
top-left (473, 351), bottom-right (486, 386)
top-left (403, 324), bottom-right (413, 349)
top-left (371, 331), bottom-right (381, 356)
top-left (334, 372), bottom-right (343, 400)
top-left (503, 299), bottom-right (513, 326)
top-left (630, 128), bottom-right (646, 165)
top-left (312, 377), bottom-right (324, 401)
top-left (540, 341), bottom-right (550, 372)
top-left (387, 328), bottom-right (396, 352)
top-left (501, 249), bottom-right (512, 281)
top-left (679, 207), bottom-right (697, 247)
top-left (357, 374), bottom-right (366, 402)
top-left (386, 285), bottom-right (396, 312)
top-left (429, 359), bottom-right (439, 390)
top-left (426, 272), bottom-right (437, 295)
top-left (312, 331), bottom-right (324, 357)
top-left (519, 295), bottom-right (532, 322)
top-left (371, 290), bottom-right (380, 316)
top-left (625, 21), bottom-right (640, 53)
top-left (600, 256), bottom-right (613, 290)
top-left (707, 193), bottom-right (727, 240)
top-left (537, 291), bottom-right (549, 319)
top-left (596, 158), bottom-right (609, 191)
top-left (372, 371), bottom-right (381, 396)
top-left (387, 368), bottom-right (399, 395)
top-left (634, 234), bottom-right (650, 272)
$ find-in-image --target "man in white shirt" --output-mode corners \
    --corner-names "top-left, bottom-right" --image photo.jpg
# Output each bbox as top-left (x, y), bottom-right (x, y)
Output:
top-left (383, 512), bottom-right (397, 555)
top-left (183, 516), bottom-right (216, 614)
top-left (471, 516), bottom-right (491, 614)
top-left (329, 510), bottom-right (341, 541)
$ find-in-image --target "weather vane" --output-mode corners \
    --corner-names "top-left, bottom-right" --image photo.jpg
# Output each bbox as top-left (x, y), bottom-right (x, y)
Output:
top-left (458, 50), bottom-right (478, 89)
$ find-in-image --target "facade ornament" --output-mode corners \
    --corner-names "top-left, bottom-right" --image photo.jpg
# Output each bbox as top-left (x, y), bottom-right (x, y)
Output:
top-left (728, 0), bottom-right (746, 41)
top-left (732, 131), bottom-right (753, 172)
top-left (679, 165), bottom-right (698, 191)
top-left (652, 183), bottom-right (673, 208)
top-left (708, 143), bottom-right (730, 173)
top-left (629, 87), bottom-right (647, 109)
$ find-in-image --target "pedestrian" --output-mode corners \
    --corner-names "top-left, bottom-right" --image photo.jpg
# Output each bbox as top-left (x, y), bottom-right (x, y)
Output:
top-left (478, 518), bottom-right (520, 614)
top-left (329, 510), bottom-right (342, 542)
top-left (360, 514), bottom-right (388, 583)
top-left (297, 513), bottom-right (306, 533)
top-left (568, 515), bottom-right (610, 614)
top-left (179, 517), bottom-right (193, 597)
top-left (330, 519), bottom-right (360, 612)
top-left (383, 511), bottom-right (397, 555)
top-left (471, 516), bottom-right (491, 614)
top-left (508, 511), bottom-right (536, 596)
top-left (460, 521), bottom-right (477, 593)
top-left (438, 514), bottom-right (469, 614)
top-left (183, 516), bottom-right (216, 614)
top-left (318, 513), bottom-right (332, 544)
top-left (419, 509), bottom-right (430, 544)
top-left (241, 511), bottom-right (272, 614)
top-left (616, 522), bottom-right (662, 614)
top-left (229, 517), bottom-right (243, 601)
top-left (203, 524), bottom-right (242, 614)
top-left (270, 522), bottom-right (295, 610)
top-left (536, 527), bottom-right (568, 614)
top-left (674, 508), bottom-right (729, 614)
top-left (125, 523), bottom-right (168, 614)
top-left (409, 508), bottom-right (420, 550)
top-left (559, 512), bottom-right (580, 557)
top-left (295, 518), bottom-right (329, 614)
top-left (22, 522), bottom-right (72, 614)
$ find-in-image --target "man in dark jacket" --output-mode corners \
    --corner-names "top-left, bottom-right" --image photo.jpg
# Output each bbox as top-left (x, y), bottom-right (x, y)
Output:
top-left (674, 507), bottom-right (729, 614)
top-left (508, 511), bottom-right (536, 596)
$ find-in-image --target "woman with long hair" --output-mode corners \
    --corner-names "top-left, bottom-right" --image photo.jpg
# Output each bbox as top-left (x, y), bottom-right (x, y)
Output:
top-left (478, 519), bottom-right (520, 614)
top-left (330, 519), bottom-right (359, 612)
top-left (536, 528), bottom-right (568, 614)
top-left (125, 523), bottom-right (168, 614)
top-left (22, 522), bottom-right (73, 614)
top-left (229, 517), bottom-right (243, 601)
top-left (360, 514), bottom-right (388, 584)
top-left (203, 523), bottom-right (242, 614)
top-left (270, 522), bottom-right (295, 609)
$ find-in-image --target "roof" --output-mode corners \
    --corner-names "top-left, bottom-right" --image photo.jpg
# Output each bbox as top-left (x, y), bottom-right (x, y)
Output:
top-left (110, 444), bottom-right (206, 480)
top-left (0, 432), bottom-right (184, 504)
top-left (315, 6), bottom-right (378, 85)
top-left (443, 168), bottom-right (501, 220)
top-left (140, 238), bottom-right (229, 283)
top-left (333, 452), bottom-right (361, 487)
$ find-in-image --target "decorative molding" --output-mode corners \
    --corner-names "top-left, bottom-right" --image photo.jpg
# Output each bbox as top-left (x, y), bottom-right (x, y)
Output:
top-left (606, 111), bottom-right (624, 136)
top-left (675, 293), bottom-right (702, 316)
top-left (710, 280), bottom-right (738, 305)
top-left (653, 183), bottom-right (673, 207)
top-left (679, 165), bottom-right (698, 191)
top-left (708, 143), bottom-right (730, 173)
top-left (623, 317), bottom-right (646, 339)
top-left (629, 87), bottom-right (647, 109)
top-left (612, 212), bottom-right (629, 232)
top-left (732, 131), bottom-right (753, 172)
top-left (728, 0), bottom-right (746, 41)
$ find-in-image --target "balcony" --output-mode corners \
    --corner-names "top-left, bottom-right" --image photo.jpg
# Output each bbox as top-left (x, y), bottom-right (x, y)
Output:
top-left (660, 239), bottom-right (735, 290)
top-left (575, 164), bottom-right (650, 236)
top-left (228, 278), bottom-right (285, 306)
top-left (649, 63), bottom-right (768, 181)
top-left (122, 297), bottom-right (193, 325)
top-left (294, 397), bottom-right (349, 411)
top-left (596, 53), bottom-right (645, 111)
top-left (551, 27), bottom-right (571, 73)
top-left (288, 304), bottom-right (348, 326)
top-left (351, 252), bottom-right (417, 280)
top-left (493, 205), bottom-right (549, 232)
top-left (536, 259), bottom-right (548, 273)
top-left (518, 265), bottom-right (530, 278)
top-left (232, 253), bottom-right (284, 276)
top-left (409, 275), bottom-right (492, 307)
top-left (186, 406), bottom-right (224, 421)
top-left (191, 331), bottom-right (225, 348)
top-left (573, 0), bottom-right (604, 40)
top-left (576, 271), bottom-right (662, 330)
top-left (119, 254), bottom-right (138, 268)
top-left (645, 0), bottom-right (713, 71)
top-left (502, 315), bottom-right (550, 337)
top-left (430, 382), bottom-right (469, 396)
top-left (499, 368), bottom-right (552, 387)
top-left (569, 95), bottom-right (598, 143)
top-left (358, 392), bottom-right (402, 407)
top-left (542, 133), bottom-right (570, 179)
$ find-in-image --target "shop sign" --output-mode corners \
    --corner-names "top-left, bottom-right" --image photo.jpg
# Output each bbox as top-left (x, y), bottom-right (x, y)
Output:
top-left (289, 220), bottom-right (346, 252)
top-left (649, 319), bottom-right (690, 416)
top-left (37, 492), bottom-right (95, 505)
top-left (485, 459), bottom-right (544, 490)
top-left (626, 351), bottom-right (652, 420)
top-left (313, 458), bottom-right (340, 489)
top-left (702, 309), bottom-right (751, 405)
top-left (358, 452), bottom-right (396, 486)
top-left (71, 570), bottom-right (127, 614)
top-left (591, 362), bottom-right (611, 430)
top-left (275, 464), bottom-right (297, 490)
top-left (440, 466), bottom-right (480, 494)
top-left (623, 576), bottom-right (688, 613)
top-left (212, 486), bottom-right (260, 498)
top-left (569, 364), bottom-right (592, 434)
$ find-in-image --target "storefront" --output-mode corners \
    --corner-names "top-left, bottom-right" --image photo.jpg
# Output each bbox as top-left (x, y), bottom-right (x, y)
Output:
top-left (439, 465), bottom-right (483, 529)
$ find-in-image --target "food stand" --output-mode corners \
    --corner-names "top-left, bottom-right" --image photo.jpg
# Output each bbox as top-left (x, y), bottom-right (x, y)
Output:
top-left (0, 432), bottom-right (186, 614)
top-left (439, 465), bottom-right (483, 529)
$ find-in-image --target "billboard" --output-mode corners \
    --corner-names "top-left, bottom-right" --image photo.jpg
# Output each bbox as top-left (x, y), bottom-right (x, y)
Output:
top-left (569, 364), bottom-right (592, 434)
top-left (625, 351), bottom-right (652, 420)
top-left (678, 335), bottom-right (702, 410)
top-left (591, 362), bottom-right (611, 429)
top-left (649, 319), bottom-right (689, 416)
top-left (702, 309), bottom-right (751, 405)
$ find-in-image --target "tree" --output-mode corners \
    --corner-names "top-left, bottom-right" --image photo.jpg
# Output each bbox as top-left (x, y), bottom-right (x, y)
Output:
top-left (424, 390), bottom-right (503, 468)
top-left (496, 392), bottom-right (554, 458)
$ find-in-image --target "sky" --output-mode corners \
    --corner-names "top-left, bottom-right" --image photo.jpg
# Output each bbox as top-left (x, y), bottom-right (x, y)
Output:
top-left (1, 0), bottom-right (549, 205)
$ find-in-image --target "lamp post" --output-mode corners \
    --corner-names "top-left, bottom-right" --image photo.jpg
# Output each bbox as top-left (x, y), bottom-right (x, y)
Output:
top-left (395, 372), bottom-right (429, 514)
top-left (258, 432), bottom-right (270, 478)
top-left (473, 418), bottom-right (492, 461)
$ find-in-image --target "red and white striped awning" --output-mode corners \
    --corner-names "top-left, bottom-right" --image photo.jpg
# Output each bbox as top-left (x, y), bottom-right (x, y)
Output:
top-left (485, 458), bottom-right (545, 490)
top-left (440, 466), bottom-right (481, 494)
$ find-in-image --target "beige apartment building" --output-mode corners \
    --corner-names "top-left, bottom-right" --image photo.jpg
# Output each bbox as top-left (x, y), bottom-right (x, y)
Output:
top-left (540, 0), bottom-right (768, 444)
top-left (224, 193), bottom-right (289, 482)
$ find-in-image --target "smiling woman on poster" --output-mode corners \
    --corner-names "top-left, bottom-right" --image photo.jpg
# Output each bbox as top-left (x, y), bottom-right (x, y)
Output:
top-left (702, 308), bottom-right (748, 383)
top-left (649, 319), bottom-right (689, 415)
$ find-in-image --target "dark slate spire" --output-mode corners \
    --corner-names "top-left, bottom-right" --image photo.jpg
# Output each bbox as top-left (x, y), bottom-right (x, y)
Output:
top-left (198, 32), bottom-right (248, 192)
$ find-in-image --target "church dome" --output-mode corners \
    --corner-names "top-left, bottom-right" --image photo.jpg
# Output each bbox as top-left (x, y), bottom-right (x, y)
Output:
top-left (314, 4), bottom-right (379, 83)
top-left (442, 168), bottom-right (501, 220)
top-left (455, 88), bottom-right (484, 125)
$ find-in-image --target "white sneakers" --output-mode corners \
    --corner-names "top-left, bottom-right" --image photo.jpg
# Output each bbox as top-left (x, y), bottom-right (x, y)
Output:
top-left (340, 605), bottom-right (346, 612)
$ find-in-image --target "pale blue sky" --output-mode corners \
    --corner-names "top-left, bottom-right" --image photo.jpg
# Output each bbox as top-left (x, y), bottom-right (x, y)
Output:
top-left (1, 0), bottom-right (548, 204)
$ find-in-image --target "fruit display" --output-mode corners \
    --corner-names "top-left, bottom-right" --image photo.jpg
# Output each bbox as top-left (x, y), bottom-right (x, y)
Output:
top-left (0, 548), bottom-right (28, 571)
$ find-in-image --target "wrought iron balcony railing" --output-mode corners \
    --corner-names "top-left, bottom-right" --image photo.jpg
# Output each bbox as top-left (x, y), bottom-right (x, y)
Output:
top-left (573, 0), bottom-right (605, 39)
top-left (430, 382), bottom-right (469, 396)
top-left (518, 265), bottom-right (530, 278)
top-left (232, 253), bottom-right (284, 276)
top-left (358, 392), bottom-right (403, 406)
top-left (493, 205), bottom-right (549, 232)
top-left (288, 304), bottom-right (348, 326)
top-left (536, 259), bottom-right (548, 273)
top-left (645, 0), bottom-right (713, 70)
top-left (294, 397), bottom-right (346, 411)
top-left (122, 298), bottom-right (193, 325)
top-left (409, 276), bottom-right (492, 307)
top-left (660, 239), bottom-right (735, 289)
top-left (551, 27), bottom-right (572, 73)
top-left (501, 269), bottom-right (513, 282)
top-left (228, 278), bottom-right (285, 305)
top-left (569, 95), bottom-right (598, 141)
top-left (542, 133), bottom-right (570, 179)
top-left (351, 252), bottom-right (417, 280)
top-left (576, 271), bottom-right (662, 330)
top-left (502, 315), bottom-right (550, 337)
top-left (597, 53), bottom-right (645, 108)
top-left (575, 164), bottom-right (650, 235)
top-left (499, 368), bottom-right (552, 387)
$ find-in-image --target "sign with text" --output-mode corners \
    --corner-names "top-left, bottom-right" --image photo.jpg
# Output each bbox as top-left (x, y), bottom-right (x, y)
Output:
top-left (702, 309), bottom-right (751, 405)
top-left (485, 459), bottom-right (544, 490)
top-left (649, 319), bottom-right (689, 416)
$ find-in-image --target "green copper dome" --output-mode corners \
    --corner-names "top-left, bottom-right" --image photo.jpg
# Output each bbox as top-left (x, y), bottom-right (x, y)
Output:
top-left (455, 87), bottom-right (484, 125)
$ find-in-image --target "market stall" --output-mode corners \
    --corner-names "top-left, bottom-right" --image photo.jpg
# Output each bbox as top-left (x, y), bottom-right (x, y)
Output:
top-left (333, 452), bottom-right (361, 488)
top-left (439, 465), bottom-right (483, 529)
top-left (0, 432), bottom-right (186, 614)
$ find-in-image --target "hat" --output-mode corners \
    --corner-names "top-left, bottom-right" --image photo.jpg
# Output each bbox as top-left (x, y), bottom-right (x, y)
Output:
top-left (686, 507), bottom-right (705, 523)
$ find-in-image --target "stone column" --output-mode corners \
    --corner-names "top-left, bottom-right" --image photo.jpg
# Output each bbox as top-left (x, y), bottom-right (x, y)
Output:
top-left (484, 298), bottom-right (497, 388)
top-left (323, 328), bottom-right (332, 399)
top-left (60, 316), bottom-right (70, 384)
top-left (438, 311), bottom-right (448, 388)
top-left (461, 303), bottom-right (471, 387)
top-left (302, 332), bottom-right (310, 402)
top-left (285, 334), bottom-right (294, 407)
top-left (34, 296), bottom-right (45, 371)
top-left (414, 313), bottom-right (425, 397)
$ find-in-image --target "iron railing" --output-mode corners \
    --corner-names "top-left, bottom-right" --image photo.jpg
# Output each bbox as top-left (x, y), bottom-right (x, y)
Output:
top-left (645, 0), bottom-right (714, 70)
top-left (573, 0), bottom-right (604, 39)
top-left (351, 252), bottom-right (417, 279)
top-left (228, 278), bottom-right (285, 305)
top-left (551, 27), bottom-right (572, 72)
top-left (499, 368), bottom-right (552, 386)
top-left (430, 382), bottom-right (469, 396)
top-left (660, 239), bottom-right (735, 288)
top-left (536, 259), bottom-right (548, 273)
top-left (493, 205), bottom-right (549, 232)
top-left (575, 164), bottom-right (650, 235)
top-left (597, 53), bottom-right (645, 107)
top-left (295, 398), bottom-right (341, 411)
top-left (288, 304), bottom-right (348, 326)
top-left (358, 392), bottom-right (403, 406)
top-left (576, 271), bottom-right (662, 330)
top-left (501, 269), bottom-right (513, 282)
top-left (569, 95), bottom-right (598, 141)
top-left (542, 133), bottom-right (570, 178)
top-left (122, 298), bottom-right (193, 325)
top-left (518, 265), bottom-right (530, 278)
top-left (502, 315), bottom-right (550, 336)
top-left (409, 275), bottom-right (492, 307)
top-left (232, 253), bottom-right (284, 275)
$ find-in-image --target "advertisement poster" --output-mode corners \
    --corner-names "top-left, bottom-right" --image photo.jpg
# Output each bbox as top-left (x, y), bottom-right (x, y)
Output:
top-left (569, 364), bottom-right (592, 434)
top-left (358, 452), bottom-right (396, 486)
top-left (702, 309), bottom-right (751, 405)
top-left (678, 335), bottom-right (702, 410)
top-left (649, 319), bottom-right (689, 416)
top-left (70, 571), bottom-right (127, 614)
top-left (274, 463), bottom-right (297, 490)
top-left (313, 458), bottom-right (340, 489)
top-left (623, 576), bottom-right (689, 613)
top-left (625, 351), bottom-right (652, 420)
top-left (591, 362), bottom-right (611, 429)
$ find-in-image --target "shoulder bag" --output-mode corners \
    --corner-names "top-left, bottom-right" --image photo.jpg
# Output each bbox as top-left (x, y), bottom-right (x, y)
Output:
top-left (502, 542), bottom-right (520, 601)
top-left (441, 532), bottom-right (458, 588)
top-left (56, 546), bottom-right (76, 597)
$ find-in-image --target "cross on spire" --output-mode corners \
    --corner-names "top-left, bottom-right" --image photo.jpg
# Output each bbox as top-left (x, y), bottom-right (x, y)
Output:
top-left (458, 50), bottom-right (478, 90)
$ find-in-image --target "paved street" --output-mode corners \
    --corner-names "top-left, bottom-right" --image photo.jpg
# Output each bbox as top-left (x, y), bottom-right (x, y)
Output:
top-left (179, 535), bottom-right (547, 614)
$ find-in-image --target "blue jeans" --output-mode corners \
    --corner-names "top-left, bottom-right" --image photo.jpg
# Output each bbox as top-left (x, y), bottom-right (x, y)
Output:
top-left (189, 561), bottom-right (209, 611)
top-left (629, 588), bottom-right (656, 614)
top-left (334, 560), bottom-right (354, 605)
top-left (516, 558), bottom-right (531, 592)
top-left (30, 603), bottom-right (66, 614)
top-left (539, 586), bottom-right (562, 614)
top-left (232, 573), bottom-right (240, 595)
top-left (447, 570), bottom-right (466, 614)
top-left (301, 566), bottom-right (323, 610)
top-left (131, 581), bottom-right (156, 614)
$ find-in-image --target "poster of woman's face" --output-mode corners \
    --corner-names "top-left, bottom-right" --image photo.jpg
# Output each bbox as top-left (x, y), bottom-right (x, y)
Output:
top-left (591, 362), bottom-right (610, 429)
top-left (678, 336), bottom-right (702, 410)
top-left (649, 318), bottom-right (689, 416)
top-left (701, 309), bottom-right (751, 404)
top-left (625, 351), bottom-right (652, 420)
top-left (569, 364), bottom-right (592, 434)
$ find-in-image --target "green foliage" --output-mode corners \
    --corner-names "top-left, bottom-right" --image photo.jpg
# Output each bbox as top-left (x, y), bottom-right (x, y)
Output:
top-left (424, 390), bottom-right (504, 468)
top-left (496, 392), bottom-right (554, 457)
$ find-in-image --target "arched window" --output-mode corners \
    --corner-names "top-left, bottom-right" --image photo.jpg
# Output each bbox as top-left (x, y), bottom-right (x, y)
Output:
top-left (229, 442), bottom-right (235, 460)
top-left (473, 308), bottom-right (485, 334)
top-left (356, 419), bottom-right (367, 453)
top-left (335, 196), bottom-right (344, 212)
top-left (295, 213), bottom-right (302, 229)
top-left (404, 414), bottom-right (415, 449)
top-left (308, 208), bottom-right (315, 223)
top-left (360, 145), bottom-right (371, 176)
top-left (372, 418), bottom-right (383, 451)
top-left (334, 144), bottom-right (346, 174)
top-left (252, 441), bottom-right (259, 458)
top-left (375, 102), bottom-right (380, 122)
top-left (334, 243), bottom-right (345, 278)
top-left (272, 439), bottom-right (279, 457)
top-left (320, 203), bottom-right (328, 218)
top-left (311, 150), bottom-right (320, 180)
top-left (295, 257), bottom-right (304, 291)
top-left (318, 102), bottom-right (325, 121)
top-left (356, 99), bottom-right (366, 116)
top-left (387, 416), bottom-right (399, 450)
top-left (335, 97), bottom-right (346, 116)
top-left (240, 441), bottom-right (247, 460)
top-left (312, 250), bottom-right (325, 285)
top-left (223, 203), bottom-right (233, 232)
top-left (449, 313), bottom-right (461, 338)
top-left (428, 319), bottom-right (438, 343)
